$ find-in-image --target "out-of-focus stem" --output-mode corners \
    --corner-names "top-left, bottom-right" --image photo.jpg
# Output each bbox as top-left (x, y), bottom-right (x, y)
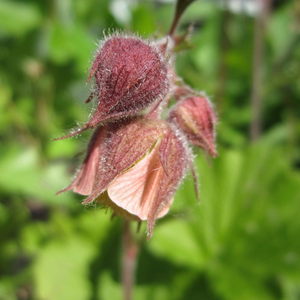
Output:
top-left (169, 10), bottom-right (181, 37)
top-left (215, 4), bottom-right (230, 114)
top-left (250, 0), bottom-right (272, 141)
top-left (169, 0), bottom-right (196, 37)
top-left (122, 221), bottom-right (139, 300)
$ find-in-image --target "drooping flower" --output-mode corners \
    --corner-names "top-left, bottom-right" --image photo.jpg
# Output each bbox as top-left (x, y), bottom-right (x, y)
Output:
top-left (58, 117), bottom-right (190, 238)
top-left (56, 34), bottom-right (171, 140)
top-left (168, 95), bottom-right (218, 157)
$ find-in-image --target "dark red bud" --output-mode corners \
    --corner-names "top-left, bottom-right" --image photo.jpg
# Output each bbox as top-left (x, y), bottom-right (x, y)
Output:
top-left (55, 35), bottom-right (171, 140)
top-left (168, 95), bottom-right (218, 157)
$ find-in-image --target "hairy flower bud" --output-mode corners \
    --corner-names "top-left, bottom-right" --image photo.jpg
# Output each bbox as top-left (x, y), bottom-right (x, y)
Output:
top-left (168, 95), bottom-right (218, 157)
top-left (56, 34), bottom-right (171, 140)
top-left (58, 117), bottom-right (190, 239)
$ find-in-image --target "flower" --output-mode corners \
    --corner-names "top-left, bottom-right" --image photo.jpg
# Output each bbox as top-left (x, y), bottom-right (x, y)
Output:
top-left (168, 95), bottom-right (218, 157)
top-left (58, 118), bottom-right (190, 238)
top-left (55, 31), bottom-right (218, 239)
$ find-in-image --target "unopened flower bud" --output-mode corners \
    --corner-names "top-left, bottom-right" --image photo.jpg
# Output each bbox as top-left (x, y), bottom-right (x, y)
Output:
top-left (168, 95), bottom-right (218, 157)
top-left (58, 117), bottom-right (190, 239)
top-left (56, 34), bottom-right (171, 140)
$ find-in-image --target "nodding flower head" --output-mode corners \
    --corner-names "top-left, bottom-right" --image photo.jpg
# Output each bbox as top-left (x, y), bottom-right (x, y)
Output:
top-left (168, 95), bottom-right (218, 158)
top-left (58, 117), bottom-right (190, 239)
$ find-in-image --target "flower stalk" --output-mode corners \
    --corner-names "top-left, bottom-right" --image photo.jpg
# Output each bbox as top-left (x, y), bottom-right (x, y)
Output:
top-left (122, 221), bottom-right (140, 300)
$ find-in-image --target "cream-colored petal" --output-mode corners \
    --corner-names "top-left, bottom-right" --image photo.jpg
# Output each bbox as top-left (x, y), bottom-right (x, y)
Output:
top-left (107, 140), bottom-right (163, 220)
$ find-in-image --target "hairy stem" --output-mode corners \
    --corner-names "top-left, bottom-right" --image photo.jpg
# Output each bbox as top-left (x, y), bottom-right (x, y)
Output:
top-left (122, 221), bottom-right (139, 300)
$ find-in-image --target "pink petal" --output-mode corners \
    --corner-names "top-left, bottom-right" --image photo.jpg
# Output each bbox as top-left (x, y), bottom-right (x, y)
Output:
top-left (56, 126), bottom-right (107, 196)
top-left (82, 119), bottom-right (165, 204)
top-left (73, 127), bottom-right (107, 195)
top-left (107, 139), bottom-right (163, 220)
top-left (73, 146), bottom-right (99, 195)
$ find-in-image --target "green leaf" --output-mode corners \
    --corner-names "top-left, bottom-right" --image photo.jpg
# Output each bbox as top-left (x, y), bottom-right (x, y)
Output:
top-left (268, 3), bottom-right (295, 60)
top-left (33, 236), bottom-right (96, 300)
top-left (0, 1), bottom-right (42, 36)
top-left (131, 4), bottom-right (156, 36)
top-left (98, 272), bottom-right (122, 300)
top-left (0, 146), bottom-right (74, 205)
top-left (48, 22), bottom-right (94, 73)
top-left (209, 264), bottom-right (276, 300)
top-left (148, 219), bottom-right (205, 269)
top-left (0, 278), bottom-right (15, 300)
top-left (98, 272), bottom-right (171, 300)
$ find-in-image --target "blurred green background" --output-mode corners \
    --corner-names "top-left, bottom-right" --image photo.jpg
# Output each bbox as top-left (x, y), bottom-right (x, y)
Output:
top-left (0, 0), bottom-right (300, 299)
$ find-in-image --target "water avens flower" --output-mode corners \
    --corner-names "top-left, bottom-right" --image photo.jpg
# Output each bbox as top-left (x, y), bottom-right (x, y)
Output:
top-left (168, 95), bottom-right (218, 157)
top-left (58, 118), bottom-right (190, 238)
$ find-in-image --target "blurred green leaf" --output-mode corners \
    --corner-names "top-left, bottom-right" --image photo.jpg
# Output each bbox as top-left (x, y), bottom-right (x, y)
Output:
top-left (33, 236), bottom-right (96, 300)
top-left (98, 272), bottom-right (122, 300)
top-left (0, 1), bottom-right (42, 36)
top-left (148, 219), bottom-right (205, 269)
top-left (0, 278), bottom-right (15, 300)
top-left (47, 138), bottom-right (79, 159)
top-left (269, 3), bottom-right (295, 60)
top-left (208, 264), bottom-right (276, 300)
top-left (0, 146), bottom-right (74, 205)
top-left (98, 271), bottom-right (171, 300)
top-left (48, 22), bottom-right (94, 73)
top-left (131, 4), bottom-right (156, 36)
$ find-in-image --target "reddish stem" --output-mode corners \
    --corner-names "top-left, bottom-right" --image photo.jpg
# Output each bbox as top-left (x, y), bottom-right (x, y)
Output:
top-left (169, 10), bottom-right (181, 37)
top-left (122, 221), bottom-right (139, 300)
